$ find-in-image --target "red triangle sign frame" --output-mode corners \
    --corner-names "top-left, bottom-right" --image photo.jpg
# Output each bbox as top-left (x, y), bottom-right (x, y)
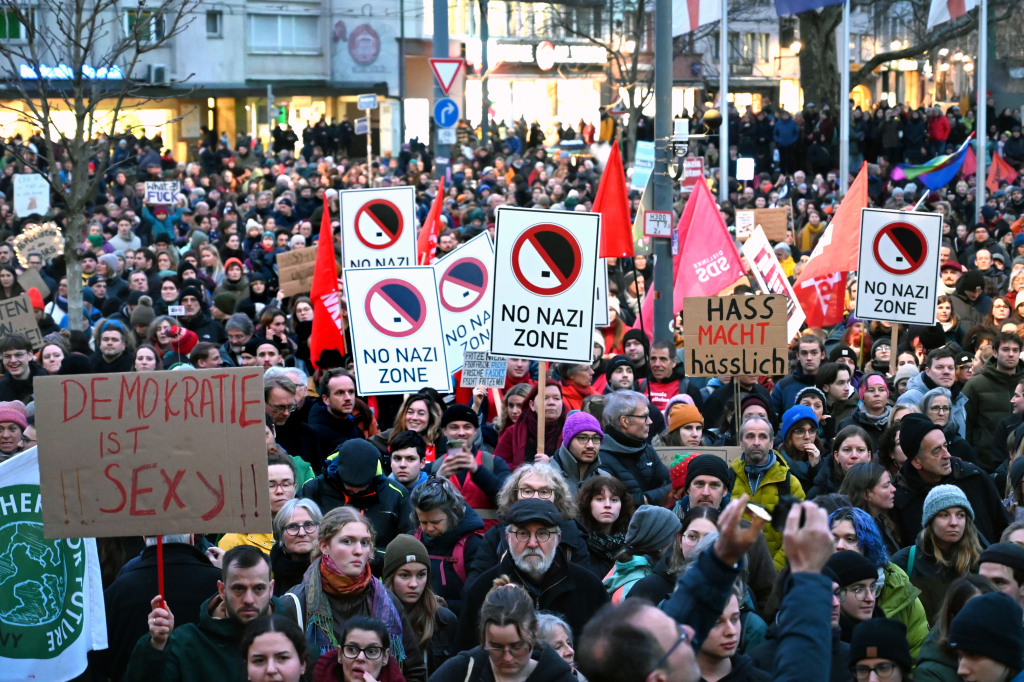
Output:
top-left (429, 58), bottom-right (464, 96)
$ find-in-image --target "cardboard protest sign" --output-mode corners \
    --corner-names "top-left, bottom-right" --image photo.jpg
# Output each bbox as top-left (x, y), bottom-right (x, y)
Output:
top-left (741, 226), bottom-right (806, 340)
top-left (655, 446), bottom-right (743, 468)
top-left (683, 295), bottom-right (789, 377)
top-left (433, 232), bottom-right (494, 372)
top-left (144, 180), bottom-right (180, 205)
top-left (460, 351), bottom-right (507, 388)
top-left (13, 174), bottom-right (50, 217)
top-left (14, 222), bottom-right (64, 266)
top-left (490, 207), bottom-right (600, 363)
top-left (276, 247), bottom-right (317, 297)
top-left (344, 266), bottom-right (451, 395)
top-left (735, 208), bottom-right (789, 242)
top-left (339, 186), bottom-right (417, 269)
top-left (18, 267), bottom-right (50, 299)
top-left (34, 367), bottom-right (271, 538)
top-left (0, 294), bottom-right (44, 348)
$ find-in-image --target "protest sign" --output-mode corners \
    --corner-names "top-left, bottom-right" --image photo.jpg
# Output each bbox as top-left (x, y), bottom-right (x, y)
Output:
top-left (655, 446), bottom-right (743, 468)
top-left (630, 141), bottom-right (655, 191)
top-left (490, 207), bottom-right (600, 363)
top-left (433, 232), bottom-right (494, 372)
top-left (855, 208), bottom-right (942, 326)
top-left (0, 449), bottom-right (107, 678)
top-left (344, 266), bottom-right (451, 394)
top-left (735, 208), bottom-right (789, 242)
top-left (0, 294), bottom-right (43, 348)
top-left (339, 186), bottom-right (417, 269)
top-left (34, 367), bottom-right (270, 538)
top-left (460, 351), bottom-right (507, 388)
top-left (13, 222), bottom-right (64, 267)
top-left (680, 157), bottom-right (705, 193)
top-left (741, 226), bottom-right (806, 340)
top-left (13, 174), bottom-right (50, 217)
top-left (18, 267), bottom-right (50, 299)
top-left (276, 247), bottom-right (317, 297)
top-left (144, 180), bottom-right (180, 205)
top-left (683, 295), bottom-right (789, 377)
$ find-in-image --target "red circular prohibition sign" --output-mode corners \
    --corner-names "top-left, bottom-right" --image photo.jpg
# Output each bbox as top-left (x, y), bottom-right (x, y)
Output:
top-left (354, 199), bottom-right (404, 250)
top-left (364, 278), bottom-right (427, 337)
top-left (510, 223), bottom-right (583, 296)
top-left (872, 221), bottom-right (928, 276)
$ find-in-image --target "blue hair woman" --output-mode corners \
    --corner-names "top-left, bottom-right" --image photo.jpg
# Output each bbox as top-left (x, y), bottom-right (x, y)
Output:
top-left (828, 506), bottom-right (930, 658)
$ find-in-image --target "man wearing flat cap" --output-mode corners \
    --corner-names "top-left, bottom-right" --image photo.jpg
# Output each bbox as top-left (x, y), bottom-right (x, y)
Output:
top-left (455, 499), bottom-right (608, 651)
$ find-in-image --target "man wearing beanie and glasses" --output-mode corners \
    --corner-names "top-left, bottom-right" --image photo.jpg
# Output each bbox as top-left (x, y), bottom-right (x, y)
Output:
top-left (847, 619), bottom-right (914, 682)
top-left (550, 411), bottom-right (609, 496)
top-left (893, 413), bottom-right (1008, 545)
top-left (949, 592), bottom-right (1024, 682)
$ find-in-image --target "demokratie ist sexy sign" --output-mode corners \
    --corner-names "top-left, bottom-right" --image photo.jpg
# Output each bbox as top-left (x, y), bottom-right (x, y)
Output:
top-left (35, 367), bottom-right (271, 539)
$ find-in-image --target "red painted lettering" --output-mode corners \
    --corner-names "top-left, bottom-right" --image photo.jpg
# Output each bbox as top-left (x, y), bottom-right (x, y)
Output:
top-left (183, 376), bottom-right (199, 419)
top-left (90, 377), bottom-right (112, 420)
top-left (126, 425), bottom-right (149, 454)
top-left (63, 380), bottom-right (87, 422)
top-left (118, 375), bottom-right (141, 419)
top-left (163, 379), bottom-right (180, 421)
top-left (239, 373), bottom-right (262, 427)
top-left (160, 469), bottom-right (187, 511)
top-left (141, 378), bottom-right (159, 418)
top-left (100, 463), bottom-right (126, 513)
top-left (103, 431), bottom-right (121, 456)
top-left (130, 463), bottom-right (157, 516)
top-left (197, 472), bottom-right (225, 520)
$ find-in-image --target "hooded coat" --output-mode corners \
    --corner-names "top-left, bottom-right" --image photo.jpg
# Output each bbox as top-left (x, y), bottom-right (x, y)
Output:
top-left (416, 506), bottom-right (485, 614)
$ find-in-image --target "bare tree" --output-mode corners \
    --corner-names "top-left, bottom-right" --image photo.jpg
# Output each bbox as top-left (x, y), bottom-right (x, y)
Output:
top-left (0, 0), bottom-right (197, 331)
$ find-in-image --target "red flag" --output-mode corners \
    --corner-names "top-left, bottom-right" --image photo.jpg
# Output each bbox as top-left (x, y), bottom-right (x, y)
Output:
top-left (594, 141), bottom-right (634, 259)
top-left (417, 177), bottom-right (445, 265)
top-left (793, 163), bottom-right (870, 328)
top-left (309, 194), bottom-right (346, 369)
top-left (962, 145), bottom-right (976, 177)
top-left (987, 152), bottom-right (1018, 193)
top-left (633, 178), bottom-right (743, 335)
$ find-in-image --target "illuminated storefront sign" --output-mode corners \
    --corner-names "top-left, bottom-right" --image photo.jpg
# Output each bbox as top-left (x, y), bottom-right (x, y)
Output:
top-left (492, 41), bottom-right (607, 70)
top-left (19, 63), bottom-right (124, 80)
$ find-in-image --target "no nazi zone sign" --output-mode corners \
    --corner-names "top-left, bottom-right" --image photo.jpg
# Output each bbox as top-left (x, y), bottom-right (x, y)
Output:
top-left (854, 208), bottom-right (942, 326)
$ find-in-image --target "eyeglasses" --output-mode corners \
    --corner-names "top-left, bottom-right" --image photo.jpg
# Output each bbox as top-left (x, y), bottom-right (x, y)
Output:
top-left (2, 352), bottom-right (28, 362)
top-left (509, 528), bottom-right (556, 543)
top-left (623, 412), bottom-right (651, 421)
top-left (267, 403), bottom-right (297, 414)
top-left (927, 405), bottom-right (951, 413)
top-left (682, 530), bottom-right (708, 545)
top-left (341, 644), bottom-right (384, 660)
top-left (283, 521), bottom-right (317, 535)
top-left (484, 642), bottom-right (531, 659)
top-left (854, 662), bottom-right (897, 679)
top-left (839, 583), bottom-right (883, 602)
top-left (573, 434), bottom-right (602, 445)
top-left (517, 487), bottom-right (553, 500)
top-left (651, 623), bottom-right (691, 674)
top-left (269, 480), bottom-right (295, 491)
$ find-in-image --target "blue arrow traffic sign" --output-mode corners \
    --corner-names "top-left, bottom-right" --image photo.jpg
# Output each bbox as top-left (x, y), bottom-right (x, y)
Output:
top-left (433, 98), bottom-right (459, 128)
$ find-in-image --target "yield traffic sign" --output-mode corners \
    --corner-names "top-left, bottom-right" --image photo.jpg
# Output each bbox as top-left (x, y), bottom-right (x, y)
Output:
top-left (510, 223), bottom-right (583, 296)
top-left (355, 200), bottom-right (404, 250)
top-left (364, 279), bottom-right (427, 337)
top-left (429, 58), bottom-right (464, 95)
top-left (439, 257), bottom-right (489, 313)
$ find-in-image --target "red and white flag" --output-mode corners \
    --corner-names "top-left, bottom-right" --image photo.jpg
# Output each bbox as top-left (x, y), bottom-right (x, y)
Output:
top-left (674, 0), bottom-right (722, 35)
top-left (310, 195), bottom-right (346, 368)
top-left (417, 177), bottom-right (445, 265)
top-left (927, 0), bottom-right (977, 29)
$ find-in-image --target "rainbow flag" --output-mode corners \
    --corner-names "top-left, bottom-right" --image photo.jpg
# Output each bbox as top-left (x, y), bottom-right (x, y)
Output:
top-left (891, 134), bottom-right (974, 190)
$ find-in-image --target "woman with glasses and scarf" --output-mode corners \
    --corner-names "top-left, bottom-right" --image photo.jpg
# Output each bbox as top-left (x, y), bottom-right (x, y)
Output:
top-left (311, 615), bottom-right (408, 682)
top-left (429, 579), bottom-right (575, 682)
top-left (920, 387), bottom-right (977, 466)
top-left (271, 498), bottom-right (323, 596)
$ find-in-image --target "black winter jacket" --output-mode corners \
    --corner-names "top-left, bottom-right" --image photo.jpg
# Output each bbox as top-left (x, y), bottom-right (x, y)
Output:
top-left (598, 426), bottom-right (672, 506)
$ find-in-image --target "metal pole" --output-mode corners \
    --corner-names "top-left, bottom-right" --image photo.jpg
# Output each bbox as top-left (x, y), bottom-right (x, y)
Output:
top-left (718, 0), bottom-right (729, 204)
top-left (267, 84), bottom-right (274, 149)
top-left (367, 112), bottom-right (373, 185)
top-left (652, 0), bottom-right (674, 344)
top-left (433, 0), bottom-right (451, 180)
top-left (399, 0), bottom-right (406, 146)
top-left (480, 0), bottom-right (490, 148)
top-left (976, 0), bottom-right (987, 221)
top-left (839, 0), bottom-right (850, 194)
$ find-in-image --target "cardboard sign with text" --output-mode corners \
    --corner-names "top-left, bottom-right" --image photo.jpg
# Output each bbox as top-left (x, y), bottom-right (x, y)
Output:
top-left (0, 293), bottom-right (43, 348)
top-left (655, 446), bottom-right (743, 468)
top-left (13, 174), bottom-right (50, 217)
top-left (35, 367), bottom-right (271, 538)
top-left (741, 226), bottom-right (806, 340)
top-left (145, 180), bottom-right (181, 205)
top-left (276, 247), bottom-right (317, 297)
top-left (460, 351), bottom-right (507, 388)
top-left (684, 295), bottom-right (789, 377)
top-left (18, 267), bottom-right (50, 299)
top-left (735, 208), bottom-right (790, 242)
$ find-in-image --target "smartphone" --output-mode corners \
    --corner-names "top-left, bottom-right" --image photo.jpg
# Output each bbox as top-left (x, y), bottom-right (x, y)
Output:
top-left (447, 439), bottom-right (465, 454)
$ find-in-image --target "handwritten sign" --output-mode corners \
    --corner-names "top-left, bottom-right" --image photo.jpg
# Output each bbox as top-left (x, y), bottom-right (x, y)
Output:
top-left (735, 207), bottom-right (789, 242)
top-left (276, 247), bottom-right (317, 297)
top-left (680, 158), bottom-right (705, 194)
top-left (18, 267), bottom-right (50, 299)
top-left (683, 295), bottom-right (789, 377)
top-left (655, 446), bottom-right (743, 468)
top-left (460, 351), bottom-right (507, 388)
top-left (0, 294), bottom-right (43, 348)
top-left (14, 222), bottom-right (64, 267)
top-left (144, 180), bottom-right (180, 205)
top-left (13, 174), bottom-right (50, 217)
top-left (35, 367), bottom-right (271, 539)
top-left (741, 226), bottom-right (806, 340)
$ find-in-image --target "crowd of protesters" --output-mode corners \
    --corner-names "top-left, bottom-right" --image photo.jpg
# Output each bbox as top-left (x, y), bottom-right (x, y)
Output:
top-left (5, 98), bottom-right (1024, 682)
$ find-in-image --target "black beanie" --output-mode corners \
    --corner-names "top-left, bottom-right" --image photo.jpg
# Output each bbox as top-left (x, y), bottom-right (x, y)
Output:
top-left (949, 592), bottom-right (1024, 670)
top-left (898, 413), bottom-right (944, 460)
top-left (848, 619), bottom-right (913, 673)
top-left (623, 329), bottom-right (650, 355)
top-left (960, 269), bottom-right (985, 292)
top-left (441, 404), bottom-right (478, 429)
top-left (829, 345), bottom-right (857, 363)
top-left (605, 355), bottom-right (633, 383)
top-left (826, 550), bottom-right (877, 587)
top-left (179, 285), bottom-right (203, 303)
top-left (979, 542), bottom-right (1024, 573)
top-left (684, 454), bottom-right (732, 490)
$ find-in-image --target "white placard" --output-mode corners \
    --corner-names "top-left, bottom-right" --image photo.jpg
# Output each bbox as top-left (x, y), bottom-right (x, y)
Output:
top-left (433, 232), bottom-right (494, 372)
top-left (644, 211), bottom-right (673, 238)
top-left (339, 186), bottom-right (417, 269)
top-left (594, 261), bottom-right (609, 327)
top-left (13, 174), bottom-right (50, 216)
top-left (145, 180), bottom-right (180, 205)
top-left (741, 226), bottom-right (806, 340)
top-left (490, 207), bottom-right (599, 363)
top-left (460, 351), bottom-right (507, 388)
top-left (344, 266), bottom-right (451, 395)
top-left (854, 208), bottom-right (942, 326)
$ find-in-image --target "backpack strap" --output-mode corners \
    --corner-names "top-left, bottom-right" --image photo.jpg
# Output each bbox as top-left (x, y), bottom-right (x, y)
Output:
top-left (285, 591), bottom-right (303, 631)
top-left (907, 545), bottom-right (916, 577)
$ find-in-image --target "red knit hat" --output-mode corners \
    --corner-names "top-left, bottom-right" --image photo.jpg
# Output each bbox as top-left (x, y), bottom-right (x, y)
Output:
top-left (670, 452), bottom-right (698, 490)
top-left (27, 287), bottom-right (44, 311)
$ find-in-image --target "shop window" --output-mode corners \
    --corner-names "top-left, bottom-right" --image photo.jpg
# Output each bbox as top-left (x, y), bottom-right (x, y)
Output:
top-left (124, 10), bottom-right (166, 44)
top-left (0, 9), bottom-right (32, 43)
top-left (248, 14), bottom-right (319, 54)
top-left (206, 10), bottom-right (223, 38)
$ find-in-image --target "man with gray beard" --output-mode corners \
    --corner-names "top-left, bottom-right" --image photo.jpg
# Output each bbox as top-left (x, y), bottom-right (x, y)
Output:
top-left (455, 499), bottom-right (609, 650)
